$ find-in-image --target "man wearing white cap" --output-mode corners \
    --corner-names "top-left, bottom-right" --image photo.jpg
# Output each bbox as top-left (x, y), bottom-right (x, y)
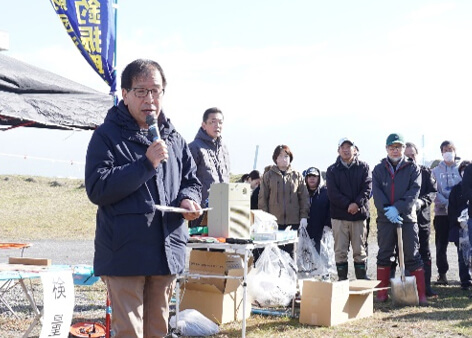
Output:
top-left (326, 137), bottom-right (372, 280)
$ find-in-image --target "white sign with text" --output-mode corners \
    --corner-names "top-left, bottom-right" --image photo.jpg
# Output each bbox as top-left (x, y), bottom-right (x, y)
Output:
top-left (40, 270), bottom-right (75, 338)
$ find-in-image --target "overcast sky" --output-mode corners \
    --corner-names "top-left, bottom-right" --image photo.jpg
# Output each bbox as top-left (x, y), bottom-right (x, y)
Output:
top-left (1, 0), bottom-right (471, 178)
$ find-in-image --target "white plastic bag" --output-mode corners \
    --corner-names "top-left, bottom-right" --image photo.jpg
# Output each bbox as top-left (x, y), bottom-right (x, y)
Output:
top-left (169, 309), bottom-right (219, 337)
top-left (458, 208), bottom-right (470, 267)
top-left (297, 226), bottom-right (321, 278)
top-left (247, 243), bottom-right (297, 307)
top-left (319, 226), bottom-right (337, 281)
top-left (250, 209), bottom-right (278, 233)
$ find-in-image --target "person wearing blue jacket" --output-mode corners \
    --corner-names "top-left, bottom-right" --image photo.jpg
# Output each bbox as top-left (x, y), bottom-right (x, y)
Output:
top-left (85, 59), bottom-right (202, 337)
top-left (302, 166), bottom-right (331, 253)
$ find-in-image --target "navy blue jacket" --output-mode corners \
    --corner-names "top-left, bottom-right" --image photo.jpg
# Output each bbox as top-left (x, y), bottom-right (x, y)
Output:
top-left (462, 164), bottom-right (472, 218)
top-left (85, 101), bottom-right (201, 276)
top-left (307, 185), bottom-right (331, 248)
top-left (448, 183), bottom-right (467, 243)
top-left (416, 165), bottom-right (437, 226)
top-left (326, 156), bottom-right (372, 221)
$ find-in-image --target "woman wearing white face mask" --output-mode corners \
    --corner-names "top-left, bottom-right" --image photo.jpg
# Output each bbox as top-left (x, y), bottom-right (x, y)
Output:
top-left (431, 140), bottom-right (462, 285)
top-left (258, 145), bottom-right (310, 256)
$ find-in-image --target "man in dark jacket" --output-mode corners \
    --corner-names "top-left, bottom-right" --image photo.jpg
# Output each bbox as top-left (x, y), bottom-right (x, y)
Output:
top-left (448, 160), bottom-right (472, 290)
top-left (462, 162), bottom-right (472, 272)
top-left (85, 59), bottom-right (202, 337)
top-left (189, 107), bottom-right (230, 226)
top-left (404, 142), bottom-right (438, 296)
top-left (326, 138), bottom-right (372, 280)
top-left (373, 133), bottom-right (426, 305)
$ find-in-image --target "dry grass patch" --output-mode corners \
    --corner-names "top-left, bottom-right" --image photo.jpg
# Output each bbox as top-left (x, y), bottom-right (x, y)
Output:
top-left (0, 175), bottom-right (96, 240)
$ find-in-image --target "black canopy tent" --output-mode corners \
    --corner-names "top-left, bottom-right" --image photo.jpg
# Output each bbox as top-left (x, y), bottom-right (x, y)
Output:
top-left (0, 53), bottom-right (113, 131)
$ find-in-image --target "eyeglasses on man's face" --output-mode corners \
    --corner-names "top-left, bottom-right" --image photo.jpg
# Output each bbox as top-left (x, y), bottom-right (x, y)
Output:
top-left (387, 145), bottom-right (404, 152)
top-left (207, 118), bottom-right (224, 126)
top-left (129, 87), bottom-right (164, 98)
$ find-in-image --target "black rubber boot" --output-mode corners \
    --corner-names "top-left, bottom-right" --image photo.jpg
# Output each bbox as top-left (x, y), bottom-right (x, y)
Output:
top-left (336, 262), bottom-right (348, 281)
top-left (424, 260), bottom-right (438, 297)
top-left (354, 262), bottom-right (368, 279)
top-left (390, 260), bottom-right (397, 279)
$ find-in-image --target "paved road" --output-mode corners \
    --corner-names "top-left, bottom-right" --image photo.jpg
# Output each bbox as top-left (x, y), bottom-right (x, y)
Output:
top-left (0, 239), bottom-right (94, 266)
top-left (0, 238), bottom-right (463, 284)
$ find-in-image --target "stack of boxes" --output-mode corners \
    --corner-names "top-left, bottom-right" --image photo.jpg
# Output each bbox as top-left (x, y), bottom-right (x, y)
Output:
top-left (181, 183), bottom-right (253, 323)
top-left (179, 249), bottom-right (252, 324)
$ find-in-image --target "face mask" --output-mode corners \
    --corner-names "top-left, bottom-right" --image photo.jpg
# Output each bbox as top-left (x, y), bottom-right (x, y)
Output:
top-left (442, 151), bottom-right (455, 162)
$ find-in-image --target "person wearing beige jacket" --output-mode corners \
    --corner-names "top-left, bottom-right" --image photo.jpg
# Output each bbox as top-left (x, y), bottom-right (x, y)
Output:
top-left (258, 144), bottom-right (310, 256)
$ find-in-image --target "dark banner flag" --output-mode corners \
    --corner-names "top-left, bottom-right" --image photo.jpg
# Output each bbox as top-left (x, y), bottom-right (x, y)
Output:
top-left (50, 0), bottom-right (117, 95)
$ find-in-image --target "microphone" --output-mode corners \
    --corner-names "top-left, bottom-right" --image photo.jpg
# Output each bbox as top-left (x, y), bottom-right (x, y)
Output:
top-left (146, 115), bottom-right (161, 142)
top-left (146, 115), bottom-right (166, 163)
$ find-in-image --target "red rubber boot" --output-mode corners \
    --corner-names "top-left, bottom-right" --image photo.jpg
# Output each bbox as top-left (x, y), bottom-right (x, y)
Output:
top-left (411, 267), bottom-right (428, 306)
top-left (376, 266), bottom-right (391, 302)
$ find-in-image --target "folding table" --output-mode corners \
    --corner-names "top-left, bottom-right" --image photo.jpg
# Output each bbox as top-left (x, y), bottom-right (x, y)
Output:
top-left (175, 238), bottom-right (298, 338)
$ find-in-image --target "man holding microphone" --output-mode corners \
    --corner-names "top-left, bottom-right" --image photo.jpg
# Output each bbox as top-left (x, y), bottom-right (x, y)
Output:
top-left (85, 59), bottom-right (202, 337)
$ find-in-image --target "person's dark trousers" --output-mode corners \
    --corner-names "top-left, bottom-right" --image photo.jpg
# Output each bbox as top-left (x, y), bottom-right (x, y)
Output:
top-left (365, 217), bottom-right (370, 272)
top-left (418, 222), bottom-right (436, 295)
top-left (455, 242), bottom-right (472, 288)
top-left (433, 215), bottom-right (450, 275)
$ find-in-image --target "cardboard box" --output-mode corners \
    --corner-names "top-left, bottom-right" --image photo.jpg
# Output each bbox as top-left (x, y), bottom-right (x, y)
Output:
top-left (208, 183), bottom-right (251, 238)
top-left (299, 279), bottom-right (381, 327)
top-left (180, 250), bottom-right (252, 324)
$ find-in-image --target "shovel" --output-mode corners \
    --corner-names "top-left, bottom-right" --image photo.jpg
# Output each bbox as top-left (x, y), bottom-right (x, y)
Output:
top-left (390, 223), bottom-right (419, 306)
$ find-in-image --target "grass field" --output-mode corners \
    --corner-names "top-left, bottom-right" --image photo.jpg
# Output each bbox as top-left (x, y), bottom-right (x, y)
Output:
top-left (1, 175), bottom-right (472, 337)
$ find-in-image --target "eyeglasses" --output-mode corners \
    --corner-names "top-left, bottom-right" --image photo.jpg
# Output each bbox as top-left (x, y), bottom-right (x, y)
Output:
top-left (129, 87), bottom-right (164, 98)
top-left (387, 145), bottom-right (404, 151)
top-left (207, 118), bottom-right (224, 126)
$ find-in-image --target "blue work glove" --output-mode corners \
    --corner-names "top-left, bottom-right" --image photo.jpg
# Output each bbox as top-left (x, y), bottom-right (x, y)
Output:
top-left (384, 206), bottom-right (400, 223)
top-left (393, 215), bottom-right (403, 224)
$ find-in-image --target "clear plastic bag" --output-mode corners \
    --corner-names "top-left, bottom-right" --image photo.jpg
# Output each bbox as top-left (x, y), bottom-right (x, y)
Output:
top-left (319, 226), bottom-right (337, 281)
top-left (297, 226), bottom-right (321, 278)
top-left (250, 209), bottom-right (278, 233)
top-left (169, 309), bottom-right (219, 336)
top-left (247, 243), bottom-right (297, 307)
top-left (458, 208), bottom-right (470, 267)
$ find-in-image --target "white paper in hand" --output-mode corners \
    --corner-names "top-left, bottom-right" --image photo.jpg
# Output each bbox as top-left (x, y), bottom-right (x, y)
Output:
top-left (155, 205), bottom-right (212, 214)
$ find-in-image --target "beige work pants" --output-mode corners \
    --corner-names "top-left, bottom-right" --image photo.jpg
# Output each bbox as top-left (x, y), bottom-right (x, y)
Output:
top-left (331, 219), bottom-right (367, 264)
top-left (104, 275), bottom-right (175, 338)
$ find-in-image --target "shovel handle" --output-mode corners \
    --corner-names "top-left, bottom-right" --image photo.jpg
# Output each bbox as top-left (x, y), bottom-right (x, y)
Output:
top-left (396, 224), bottom-right (406, 282)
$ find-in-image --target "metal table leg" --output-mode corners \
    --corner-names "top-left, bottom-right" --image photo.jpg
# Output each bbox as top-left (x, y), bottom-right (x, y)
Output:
top-left (19, 278), bottom-right (42, 338)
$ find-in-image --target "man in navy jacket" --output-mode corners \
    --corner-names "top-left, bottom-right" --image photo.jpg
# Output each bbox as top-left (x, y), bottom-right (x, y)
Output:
top-left (326, 138), bottom-right (372, 280)
top-left (85, 59), bottom-right (202, 337)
